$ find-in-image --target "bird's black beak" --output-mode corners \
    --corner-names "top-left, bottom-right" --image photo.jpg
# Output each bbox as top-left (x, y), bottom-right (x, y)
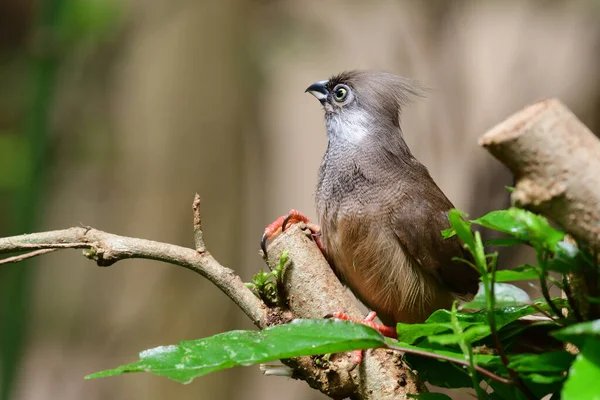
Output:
top-left (305, 80), bottom-right (329, 104)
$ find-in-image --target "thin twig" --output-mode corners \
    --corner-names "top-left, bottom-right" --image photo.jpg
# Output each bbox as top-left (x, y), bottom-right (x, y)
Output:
top-left (0, 228), bottom-right (268, 329)
top-left (0, 248), bottom-right (57, 265)
top-left (538, 252), bottom-right (564, 319)
top-left (385, 343), bottom-right (510, 385)
top-left (0, 207), bottom-right (430, 399)
top-left (192, 193), bottom-right (206, 253)
top-left (3, 243), bottom-right (90, 250)
top-left (528, 302), bottom-right (560, 323)
top-left (562, 275), bottom-right (584, 322)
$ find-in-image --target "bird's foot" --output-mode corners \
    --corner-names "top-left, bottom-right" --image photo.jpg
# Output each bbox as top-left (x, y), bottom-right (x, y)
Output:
top-left (261, 209), bottom-right (324, 257)
top-left (325, 311), bottom-right (398, 365)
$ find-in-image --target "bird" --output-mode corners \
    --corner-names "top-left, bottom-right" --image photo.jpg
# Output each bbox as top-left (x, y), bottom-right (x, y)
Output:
top-left (262, 70), bottom-right (479, 330)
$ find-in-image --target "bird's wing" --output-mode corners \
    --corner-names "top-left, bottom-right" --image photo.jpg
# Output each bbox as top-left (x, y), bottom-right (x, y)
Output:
top-left (390, 184), bottom-right (480, 297)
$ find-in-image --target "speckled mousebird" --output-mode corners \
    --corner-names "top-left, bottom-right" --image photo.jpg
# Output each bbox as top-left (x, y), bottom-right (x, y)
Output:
top-left (262, 70), bottom-right (479, 328)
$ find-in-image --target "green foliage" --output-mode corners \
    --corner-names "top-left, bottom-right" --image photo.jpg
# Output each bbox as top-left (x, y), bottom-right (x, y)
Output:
top-left (562, 337), bottom-right (600, 400)
top-left (89, 207), bottom-right (600, 399)
top-left (410, 207), bottom-right (597, 399)
top-left (245, 251), bottom-right (288, 306)
top-left (86, 319), bottom-right (384, 383)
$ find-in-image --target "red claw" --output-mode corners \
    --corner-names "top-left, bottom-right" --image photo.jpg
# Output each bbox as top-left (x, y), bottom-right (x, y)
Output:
top-left (326, 311), bottom-right (398, 365)
top-left (326, 311), bottom-right (397, 338)
top-left (261, 209), bottom-right (324, 257)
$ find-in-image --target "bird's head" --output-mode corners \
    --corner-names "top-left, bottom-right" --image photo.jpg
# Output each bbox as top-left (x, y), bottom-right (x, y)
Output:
top-left (306, 70), bottom-right (425, 144)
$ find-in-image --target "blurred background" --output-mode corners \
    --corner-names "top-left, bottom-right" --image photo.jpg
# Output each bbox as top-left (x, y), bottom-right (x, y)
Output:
top-left (1, 0), bottom-right (599, 399)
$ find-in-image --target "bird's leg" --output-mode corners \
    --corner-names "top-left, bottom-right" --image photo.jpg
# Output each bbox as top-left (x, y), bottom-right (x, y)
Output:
top-left (326, 311), bottom-right (398, 364)
top-left (261, 209), bottom-right (324, 257)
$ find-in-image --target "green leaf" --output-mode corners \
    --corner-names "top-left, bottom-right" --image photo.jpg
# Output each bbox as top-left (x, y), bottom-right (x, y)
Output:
top-left (547, 241), bottom-right (590, 274)
top-left (447, 209), bottom-right (475, 251)
top-left (494, 266), bottom-right (539, 282)
top-left (472, 231), bottom-right (488, 273)
top-left (427, 325), bottom-right (491, 346)
top-left (274, 250), bottom-right (289, 281)
top-left (404, 353), bottom-right (473, 388)
top-left (471, 208), bottom-right (564, 251)
top-left (441, 227), bottom-right (456, 239)
top-left (471, 209), bottom-right (524, 234)
top-left (509, 351), bottom-right (575, 374)
top-left (485, 353), bottom-right (571, 397)
top-left (86, 319), bottom-right (384, 383)
top-left (252, 270), bottom-right (270, 286)
top-left (461, 282), bottom-right (532, 310)
top-left (422, 303), bottom-right (547, 344)
top-left (401, 341), bottom-right (502, 388)
top-left (408, 393), bottom-right (453, 400)
top-left (553, 320), bottom-right (600, 348)
top-left (396, 320), bottom-right (456, 345)
top-left (562, 337), bottom-right (600, 400)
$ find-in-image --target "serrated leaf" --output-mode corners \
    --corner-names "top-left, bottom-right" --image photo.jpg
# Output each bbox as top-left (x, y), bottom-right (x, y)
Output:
top-left (562, 337), bottom-right (600, 400)
top-left (252, 270), bottom-right (270, 286)
top-left (86, 319), bottom-right (384, 383)
top-left (441, 227), bottom-right (456, 239)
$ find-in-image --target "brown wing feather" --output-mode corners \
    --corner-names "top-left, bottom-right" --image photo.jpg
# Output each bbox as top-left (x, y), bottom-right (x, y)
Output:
top-left (389, 178), bottom-right (480, 297)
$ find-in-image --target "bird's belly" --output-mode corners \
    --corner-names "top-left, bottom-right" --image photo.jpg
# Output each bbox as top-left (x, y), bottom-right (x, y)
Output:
top-left (322, 217), bottom-right (454, 324)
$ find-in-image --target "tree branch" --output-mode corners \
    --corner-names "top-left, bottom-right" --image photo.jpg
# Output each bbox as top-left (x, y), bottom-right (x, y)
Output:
top-left (479, 98), bottom-right (600, 250)
top-left (0, 196), bottom-right (424, 399)
top-left (0, 213), bottom-right (270, 331)
top-left (0, 248), bottom-right (57, 265)
top-left (192, 193), bottom-right (206, 253)
top-left (480, 98), bottom-right (600, 321)
top-left (265, 224), bottom-right (425, 399)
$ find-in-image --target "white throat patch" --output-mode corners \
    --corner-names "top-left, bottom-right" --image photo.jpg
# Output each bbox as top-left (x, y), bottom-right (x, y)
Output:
top-left (327, 110), bottom-right (371, 145)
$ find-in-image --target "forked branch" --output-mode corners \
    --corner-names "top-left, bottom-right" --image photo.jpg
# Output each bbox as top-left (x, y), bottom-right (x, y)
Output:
top-left (0, 194), bottom-right (422, 399)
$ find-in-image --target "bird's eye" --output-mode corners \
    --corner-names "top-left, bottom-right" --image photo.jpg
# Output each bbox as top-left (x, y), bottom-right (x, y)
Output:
top-left (333, 86), bottom-right (348, 102)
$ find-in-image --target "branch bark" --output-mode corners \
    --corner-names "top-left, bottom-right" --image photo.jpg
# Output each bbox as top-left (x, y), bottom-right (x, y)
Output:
top-left (0, 195), bottom-right (424, 399)
top-left (479, 98), bottom-right (600, 319)
top-left (479, 98), bottom-right (600, 249)
top-left (0, 223), bottom-right (270, 330)
top-left (265, 224), bottom-right (424, 399)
